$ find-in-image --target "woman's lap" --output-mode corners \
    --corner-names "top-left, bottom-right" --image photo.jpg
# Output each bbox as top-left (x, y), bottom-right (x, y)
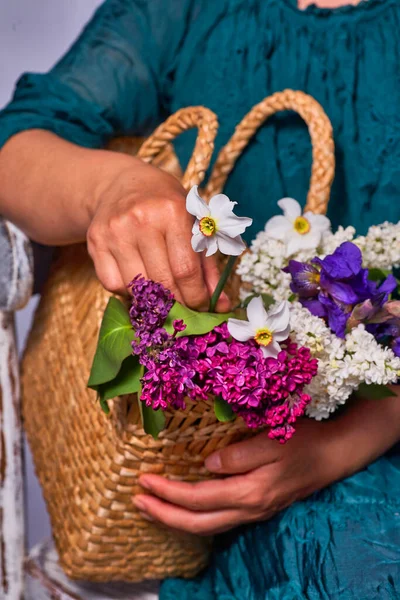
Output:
top-left (160, 447), bottom-right (400, 600)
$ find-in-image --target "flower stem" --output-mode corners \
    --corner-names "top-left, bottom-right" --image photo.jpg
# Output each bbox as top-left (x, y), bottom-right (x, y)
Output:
top-left (209, 255), bottom-right (236, 313)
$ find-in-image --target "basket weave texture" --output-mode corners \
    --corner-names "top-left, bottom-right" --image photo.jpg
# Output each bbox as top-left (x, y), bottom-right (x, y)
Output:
top-left (22, 90), bottom-right (334, 582)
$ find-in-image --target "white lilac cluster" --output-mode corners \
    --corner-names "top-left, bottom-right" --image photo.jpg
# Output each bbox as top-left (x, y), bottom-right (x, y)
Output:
top-left (354, 221), bottom-right (400, 270)
top-left (289, 303), bottom-right (400, 420)
top-left (237, 221), bottom-right (400, 303)
top-left (237, 226), bottom-right (355, 302)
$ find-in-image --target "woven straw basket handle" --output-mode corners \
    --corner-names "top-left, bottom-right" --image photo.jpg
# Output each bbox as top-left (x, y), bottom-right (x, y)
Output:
top-left (204, 89), bottom-right (335, 215)
top-left (137, 106), bottom-right (218, 189)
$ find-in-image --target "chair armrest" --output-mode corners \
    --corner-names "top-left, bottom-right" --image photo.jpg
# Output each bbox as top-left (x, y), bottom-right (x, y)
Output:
top-left (0, 219), bottom-right (34, 311)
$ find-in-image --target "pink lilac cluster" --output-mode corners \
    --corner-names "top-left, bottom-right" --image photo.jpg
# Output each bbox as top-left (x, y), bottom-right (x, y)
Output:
top-left (129, 277), bottom-right (318, 442)
top-left (140, 324), bottom-right (209, 411)
top-left (194, 324), bottom-right (318, 443)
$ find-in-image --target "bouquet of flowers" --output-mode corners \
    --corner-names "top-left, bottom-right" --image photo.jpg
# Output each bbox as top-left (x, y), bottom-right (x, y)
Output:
top-left (238, 198), bottom-right (400, 420)
top-left (88, 191), bottom-right (400, 444)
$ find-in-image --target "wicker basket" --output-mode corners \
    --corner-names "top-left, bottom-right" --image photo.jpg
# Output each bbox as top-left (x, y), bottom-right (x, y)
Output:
top-left (22, 90), bottom-right (335, 582)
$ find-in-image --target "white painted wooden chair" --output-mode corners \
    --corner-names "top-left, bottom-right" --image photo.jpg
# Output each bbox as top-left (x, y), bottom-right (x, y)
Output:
top-left (0, 222), bottom-right (159, 599)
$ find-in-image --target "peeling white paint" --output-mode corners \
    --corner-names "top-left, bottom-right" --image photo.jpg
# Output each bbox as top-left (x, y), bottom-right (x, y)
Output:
top-left (26, 541), bottom-right (159, 599)
top-left (4, 221), bottom-right (34, 311)
top-left (0, 313), bottom-right (24, 600)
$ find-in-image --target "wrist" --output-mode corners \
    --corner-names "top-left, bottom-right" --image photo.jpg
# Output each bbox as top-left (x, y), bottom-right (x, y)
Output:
top-left (325, 388), bottom-right (400, 482)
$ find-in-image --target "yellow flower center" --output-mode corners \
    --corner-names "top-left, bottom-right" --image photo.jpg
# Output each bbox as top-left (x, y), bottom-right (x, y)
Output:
top-left (293, 216), bottom-right (311, 235)
top-left (199, 216), bottom-right (217, 237)
top-left (310, 272), bottom-right (321, 285)
top-left (254, 328), bottom-right (273, 347)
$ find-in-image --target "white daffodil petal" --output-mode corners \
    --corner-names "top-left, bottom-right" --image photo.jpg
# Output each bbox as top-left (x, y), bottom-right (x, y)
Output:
top-left (285, 234), bottom-right (310, 257)
top-left (217, 213), bottom-right (253, 237)
top-left (186, 185), bottom-right (210, 219)
top-left (261, 340), bottom-right (281, 359)
top-left (208, 194), bottom-right (237, 218)
top-left (273, 325), bottom-right (291, 342)
top-left (216, 232), bottom-right (246, 256)
top-left (265, 215), bottom-right (292, 239)
top-left (268, 299), bottom-right (289, 319)
top-left (277, 197), bottom-right (301, 222)
top-left (265, 301), bottom-right (290, 333)
top-left (246, 296), bottom-right (268, 330)
top-left (206, 193), bottom-right (252, 237)
top-left (304, 212), bottom-right (332, 233)
top-left (205, 236), bottom-right (219, 257)
top-left (290, 230), bottom-right (322, 254)
top-left (227, 318), bottom-right (255, 342)
top-left (192, 220), bottom-right (200, 234)
top-left (191, 232), bottom-right (209, 253)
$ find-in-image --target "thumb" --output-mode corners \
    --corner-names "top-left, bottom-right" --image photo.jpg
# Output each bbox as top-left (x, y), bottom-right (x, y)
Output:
top-left (202, 254), bottom-right (231, 312)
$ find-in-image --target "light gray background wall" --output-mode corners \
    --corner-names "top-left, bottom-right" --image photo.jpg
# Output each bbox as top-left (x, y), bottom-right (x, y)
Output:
top-left (0, 0), bottom-right (103, 549)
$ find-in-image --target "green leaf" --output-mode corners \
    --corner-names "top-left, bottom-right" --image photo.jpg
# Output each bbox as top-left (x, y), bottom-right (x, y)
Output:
top-left (97, 355), bottom-right (142, 403)
top-left (242, 293), bottom-right (275, 310)
top-left (214, 396), bottom-right (236, 422)
top-left (141, 403), bottom-right (166, 439)
top-left (164, 301), bottom-right (234, 337)
top-left (137, 365), bottom-right (166, 439)
top-left (98, 391), bottom-right (110, 415)
top-left (88, 297), bottom-right (135, 388)
top-left (355, 383), bottom-right (397, 400)
top-left (367, 268), bottom-right (391, 283)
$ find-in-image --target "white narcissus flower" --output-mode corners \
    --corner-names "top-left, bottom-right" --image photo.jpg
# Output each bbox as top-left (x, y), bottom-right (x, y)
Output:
top-left (265, 198), bottom-right (331, 257)
top-left (227, 296), bottom-right (290, 358)
top-left (186, 186), bottom-right (253, 257)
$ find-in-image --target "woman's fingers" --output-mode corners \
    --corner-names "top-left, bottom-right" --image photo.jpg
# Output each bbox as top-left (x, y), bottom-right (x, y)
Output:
top-left (166, 224), bottom-right (210, 311)
top-left (205, 432), bottom-right (282, 475)
top-left (138, 231), bottom-right (183, 303)
top-left (88, 246), bottom-right (127, 295)
top-left (133, 493), bottom-right (242, 536)
top-left (201, 255), bottom-right (231, 312)
top-left (138, 474), bottom-right (253, 512)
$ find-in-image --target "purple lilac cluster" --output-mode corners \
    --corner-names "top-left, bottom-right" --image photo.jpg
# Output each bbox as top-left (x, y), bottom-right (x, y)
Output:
top-left (128, 274), bottom-right (174, 338)
top-left (128, 276), bottom-right (318, 443)
top-left (128, 276), bottom-right (204, 410)
top-left (284, 242), bottom-right (399, 355)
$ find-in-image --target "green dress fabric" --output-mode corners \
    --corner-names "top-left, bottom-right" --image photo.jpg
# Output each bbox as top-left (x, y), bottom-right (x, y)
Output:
top-left (1, 0), bottom-right (400, 597)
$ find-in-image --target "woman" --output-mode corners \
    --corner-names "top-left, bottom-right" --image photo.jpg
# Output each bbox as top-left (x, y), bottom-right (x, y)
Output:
top-left (1, 0), bottom-right (399, 597)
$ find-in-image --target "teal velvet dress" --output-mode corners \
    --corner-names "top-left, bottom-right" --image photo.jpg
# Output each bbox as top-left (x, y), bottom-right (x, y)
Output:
top-left (1, 0), bottom-right (400, 597)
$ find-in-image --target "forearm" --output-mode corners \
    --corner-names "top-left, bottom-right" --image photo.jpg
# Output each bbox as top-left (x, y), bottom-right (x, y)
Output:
top-left (0, 129), bottom-right (139, 245)
top-left (329, 385), bottom-right (400, 480)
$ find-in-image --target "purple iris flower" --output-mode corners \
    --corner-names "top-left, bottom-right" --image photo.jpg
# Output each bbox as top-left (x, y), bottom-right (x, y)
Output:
top-left (318, 294), bottom-right (350, 339)
top-left (283, 261), bottom-right (320, 297)
top-left (284, 242), bottom-right (397, 338)
top-left (312, 242), bottom-right (362, 279)
top-left (368, 319), bottom-right (400, 358)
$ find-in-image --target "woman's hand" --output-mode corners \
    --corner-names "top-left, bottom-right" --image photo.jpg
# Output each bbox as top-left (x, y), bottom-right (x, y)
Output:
top-left (87, 160), bottom-right (229, 310)
top-left (134, 419), bottom-right (335, 535)
top-left (0, 131), bottom-right (229, 312)
top-left (134, 391), bottom-right (400, 535)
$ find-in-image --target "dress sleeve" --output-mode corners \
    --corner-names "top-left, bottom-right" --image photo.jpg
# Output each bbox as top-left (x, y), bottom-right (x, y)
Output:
top-left (0, 0), bottom-right (192, 149)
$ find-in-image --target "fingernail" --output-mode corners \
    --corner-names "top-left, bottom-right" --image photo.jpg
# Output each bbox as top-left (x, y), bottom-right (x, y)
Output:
top-left (139, 512), bottom-right (154, 522)
top-left (133, 496), bottom-right (147, 512)
top-left (140, 477), bottom-right (152, 491)
top-left (205, 453), bottom-right (221, 472)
